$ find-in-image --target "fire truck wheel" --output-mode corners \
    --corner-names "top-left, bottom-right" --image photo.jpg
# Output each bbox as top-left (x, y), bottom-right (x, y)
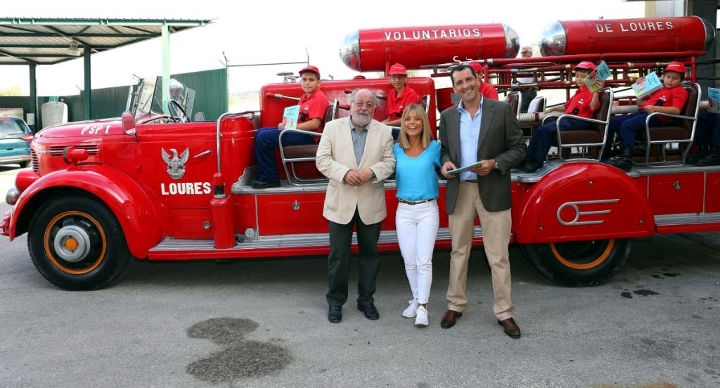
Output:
top-left (520, 238), bottom-right (631, 286)
top-left (27, 196), bottom-right (131, 290)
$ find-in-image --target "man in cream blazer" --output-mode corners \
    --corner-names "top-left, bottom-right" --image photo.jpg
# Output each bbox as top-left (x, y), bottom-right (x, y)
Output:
top-left (316, 88), bottom-right (395, 323)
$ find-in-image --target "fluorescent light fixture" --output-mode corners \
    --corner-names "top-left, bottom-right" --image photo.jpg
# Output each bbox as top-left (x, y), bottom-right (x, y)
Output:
top-left (67, 40), bottom-right (82, 56)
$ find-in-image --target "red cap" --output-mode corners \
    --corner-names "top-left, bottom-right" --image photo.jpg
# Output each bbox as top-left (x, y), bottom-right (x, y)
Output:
top-left (388, 63), bottom-right (407, 76)
top-left (664, 61), bottom-right (685, 73)
top-left (469, 61), bottom-right (483, 73)
top-left (299, 65), bottom-right (320, 78)
top-left (574, 61), bottom-right (596, 71)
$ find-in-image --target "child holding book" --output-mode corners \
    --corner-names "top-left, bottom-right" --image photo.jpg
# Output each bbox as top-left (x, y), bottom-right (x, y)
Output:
top-left (602, 61), bottom-right (688, 172)
top-left (520, 61), bottom-right (601, 173)
top-left (251, 65), bottom-right (329, 189)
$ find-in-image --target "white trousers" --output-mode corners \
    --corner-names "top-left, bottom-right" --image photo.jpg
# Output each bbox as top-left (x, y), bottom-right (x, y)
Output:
top-left (395, 200), bottom-right (439, 305)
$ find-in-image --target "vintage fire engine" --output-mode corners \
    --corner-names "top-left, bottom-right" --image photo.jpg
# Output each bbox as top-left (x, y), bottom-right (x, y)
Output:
top-left (2, 16), bottom-right (718, 290)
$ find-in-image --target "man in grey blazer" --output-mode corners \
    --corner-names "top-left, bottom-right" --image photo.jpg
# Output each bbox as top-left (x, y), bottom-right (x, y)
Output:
top-left (438, 64), bottom-right (527, 338)
top-left (316, 88), bottom-right (396, 323)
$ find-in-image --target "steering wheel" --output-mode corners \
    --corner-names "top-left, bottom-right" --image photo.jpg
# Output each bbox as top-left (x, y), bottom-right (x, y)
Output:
top-left (168, 99), bottom-right (189, 123)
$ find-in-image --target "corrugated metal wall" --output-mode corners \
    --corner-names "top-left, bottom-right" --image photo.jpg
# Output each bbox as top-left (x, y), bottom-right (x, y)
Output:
top-left (1, 68), bottom-right (228, 131)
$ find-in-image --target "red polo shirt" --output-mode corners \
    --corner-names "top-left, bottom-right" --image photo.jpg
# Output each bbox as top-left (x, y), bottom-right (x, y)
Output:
top-left (387, 86), bottom-right (420, 119)
top-left (565, 86), bottom-right (598, 118)
top-left (298, 88), bottom-right (330, 132)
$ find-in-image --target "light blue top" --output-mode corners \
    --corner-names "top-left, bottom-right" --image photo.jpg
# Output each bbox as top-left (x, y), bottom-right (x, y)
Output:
top-left (393, 140), bottom-right (441, 200)
top-left (457, 99), bottom-right (483, 182)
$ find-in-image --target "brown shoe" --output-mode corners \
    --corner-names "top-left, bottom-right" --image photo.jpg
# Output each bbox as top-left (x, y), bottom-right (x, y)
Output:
top-left (440, 310), bottom-right (462, 329)
top-left (498, 317), bottom-right (521, 339)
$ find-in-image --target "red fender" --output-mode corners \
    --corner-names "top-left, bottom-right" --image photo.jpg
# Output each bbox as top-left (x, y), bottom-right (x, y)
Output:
top-left (513, 162), bottom-right (655, 244)
top-left (8, 166), bottom-right (164, 259)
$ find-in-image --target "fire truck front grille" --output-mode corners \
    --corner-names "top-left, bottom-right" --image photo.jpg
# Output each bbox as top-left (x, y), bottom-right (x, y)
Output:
top-left (48, 145), bottom-right (100, 156)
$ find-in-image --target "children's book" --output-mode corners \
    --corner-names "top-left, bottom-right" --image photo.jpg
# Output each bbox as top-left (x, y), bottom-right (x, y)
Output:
top-left (282, 105), bottom-right (300, 130)
top-left (583, 61), bottom-right (610, 93)
top-left (632, 72), bottom-right (663, 99)
top-left (708, 87), bottom-right (720, 114)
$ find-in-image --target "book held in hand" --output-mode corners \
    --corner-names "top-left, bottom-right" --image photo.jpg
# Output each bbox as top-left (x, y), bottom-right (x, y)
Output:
top-left (632, 72), bottom-right (663, 99)
top-left (282, 105), bottom-right (300, 130)
top-left (708, 87), bottom-right (720, 114)
top-left (447, 160), bottom-right (484, 175)
top-left (583, 61), bottom-right (610, 93)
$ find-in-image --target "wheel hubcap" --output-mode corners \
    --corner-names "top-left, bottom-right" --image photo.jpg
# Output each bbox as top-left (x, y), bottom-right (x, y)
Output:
top-left (53, 225), bottom-right (91, 263)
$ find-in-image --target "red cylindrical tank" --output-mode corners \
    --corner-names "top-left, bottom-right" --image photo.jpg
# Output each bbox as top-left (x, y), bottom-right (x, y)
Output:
top-left (340, 24), bottom-right (519, 72)
top-left (540, 16), bottom-right (715, 57)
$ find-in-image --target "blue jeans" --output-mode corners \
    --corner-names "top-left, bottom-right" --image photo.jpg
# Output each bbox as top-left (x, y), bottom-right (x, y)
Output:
top-left (253, 127), bottom-right (314, 182)
top-left (526, 117), bottom-right (589, 161)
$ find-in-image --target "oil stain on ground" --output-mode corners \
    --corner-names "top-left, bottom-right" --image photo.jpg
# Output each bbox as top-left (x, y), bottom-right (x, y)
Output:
top-left (621, 289), bottom-right (659, 299)
top-left (186, 317), bottom-right (293, 384)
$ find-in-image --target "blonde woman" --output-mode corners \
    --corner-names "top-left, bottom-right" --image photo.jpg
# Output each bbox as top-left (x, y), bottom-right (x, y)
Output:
top-left (393, 104), bottom-right (441, 326)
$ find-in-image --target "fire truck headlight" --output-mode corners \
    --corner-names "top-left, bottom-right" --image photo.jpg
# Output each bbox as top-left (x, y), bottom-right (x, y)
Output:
top-left (6, 187), bottom-right (19, 206)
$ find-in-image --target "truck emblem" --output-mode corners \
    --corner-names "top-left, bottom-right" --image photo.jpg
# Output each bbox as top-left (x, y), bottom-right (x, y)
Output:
top-left (161, 148), bottom-right (190, 179)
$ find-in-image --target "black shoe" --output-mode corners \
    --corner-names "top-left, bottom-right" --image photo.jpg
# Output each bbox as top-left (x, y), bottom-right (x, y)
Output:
top-left (521, 158), bottom-right (543, 173)
top-left (695, 151), bottom-right (720, 166)
top-left (328, 306), bottom-right (342, 323)
top-left (608, 156), bottom-right (632, 172)
top-left (251, 179), bottom-right (280, 189)
top-left (686, 149), bottom-right (711, 165)
top-left (357, 302), bottom-right (379, 320)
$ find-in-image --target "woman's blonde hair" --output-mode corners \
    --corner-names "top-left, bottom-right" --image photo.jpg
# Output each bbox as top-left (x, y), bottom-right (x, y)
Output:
top-left (398, 104), bottom-right (433, 149)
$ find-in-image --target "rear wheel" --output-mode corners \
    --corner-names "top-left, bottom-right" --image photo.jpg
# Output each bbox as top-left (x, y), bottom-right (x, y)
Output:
top-left (520, 239), bottom-right (631, 286)
top-left (28, 196), bottom-right (130, 290)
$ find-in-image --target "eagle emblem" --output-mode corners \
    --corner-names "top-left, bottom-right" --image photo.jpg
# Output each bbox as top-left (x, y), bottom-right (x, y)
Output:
top-left (161, 147), bottom-right (190, 179)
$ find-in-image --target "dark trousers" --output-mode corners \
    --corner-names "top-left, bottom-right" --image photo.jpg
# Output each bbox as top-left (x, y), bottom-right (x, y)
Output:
top-left (326, 209), bottom-right (382, 307)
top-left (520, 89), bottom-right (537, 113)
top-left (526, 117), bottom-right (588, 161)
top-left (696, 111), bottom-right (720, 148)
top-left (605, 112), bottom-right (664, 151)
top-left (253, 127), bottom-right (314, 182)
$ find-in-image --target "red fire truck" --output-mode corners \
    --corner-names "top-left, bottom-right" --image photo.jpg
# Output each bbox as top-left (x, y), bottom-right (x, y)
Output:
top-left (2, 16), bottom-right (718, 290)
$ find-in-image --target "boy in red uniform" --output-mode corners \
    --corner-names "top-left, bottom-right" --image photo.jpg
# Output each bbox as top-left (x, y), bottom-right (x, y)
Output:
top-left (469, 61), bottom-right (499, 100)
top-left (603, 61), bottom-right (688, 172)
top-left (521, 61), bottom-right (601, 173)
top-left (382, 63), bottom-right (420, 127)
top-left (251, 65), bottom-right (329, 189)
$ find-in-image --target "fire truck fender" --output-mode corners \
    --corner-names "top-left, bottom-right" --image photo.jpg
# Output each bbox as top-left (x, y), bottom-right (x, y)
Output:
top-left (11, 166), bottom-right (162, 259)
top-left (513, 162), bottom-right (655, 244)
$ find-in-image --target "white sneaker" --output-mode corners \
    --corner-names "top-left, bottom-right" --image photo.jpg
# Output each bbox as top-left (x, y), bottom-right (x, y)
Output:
top-left (415, 306), bottom-right (428, 326)
top-left (402, 299), bottom-right (418, 318)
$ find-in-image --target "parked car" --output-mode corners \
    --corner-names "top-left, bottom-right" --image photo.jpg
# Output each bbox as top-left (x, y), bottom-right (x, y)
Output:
top-left (0, 116), bottom-right (33, 168)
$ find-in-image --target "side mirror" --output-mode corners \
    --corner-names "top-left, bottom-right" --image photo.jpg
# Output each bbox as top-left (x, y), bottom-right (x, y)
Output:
top-left (121, 111), bottom-right (136, 132)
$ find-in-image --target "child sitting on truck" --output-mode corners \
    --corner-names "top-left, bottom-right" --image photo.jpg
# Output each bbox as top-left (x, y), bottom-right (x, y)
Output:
top-left (520, 61), bottom-right (602, 173)
top-left (251, 65), bottom-right (329, 189)
top-left (602, 61), bottom-right (688, 172)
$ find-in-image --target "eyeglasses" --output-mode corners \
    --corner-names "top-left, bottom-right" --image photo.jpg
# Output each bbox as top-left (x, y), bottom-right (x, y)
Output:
top-left (353, 101), bottom-right (375, 108)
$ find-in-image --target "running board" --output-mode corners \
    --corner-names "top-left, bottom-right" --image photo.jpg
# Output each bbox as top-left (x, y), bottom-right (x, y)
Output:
top-left (147, 227), bottom-right (464, 260)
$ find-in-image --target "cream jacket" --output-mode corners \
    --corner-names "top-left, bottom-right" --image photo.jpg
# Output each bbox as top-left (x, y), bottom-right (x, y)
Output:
top-left (316, 117), bottom-right (395, 225)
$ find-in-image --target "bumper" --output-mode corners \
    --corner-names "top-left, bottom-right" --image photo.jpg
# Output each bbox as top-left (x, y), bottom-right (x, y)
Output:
top-left (1, 210), bottom-right (11, 237)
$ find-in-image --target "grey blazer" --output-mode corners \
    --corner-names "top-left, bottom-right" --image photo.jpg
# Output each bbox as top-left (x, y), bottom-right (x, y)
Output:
top-left (438, 98), bottom-right (526, 214)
